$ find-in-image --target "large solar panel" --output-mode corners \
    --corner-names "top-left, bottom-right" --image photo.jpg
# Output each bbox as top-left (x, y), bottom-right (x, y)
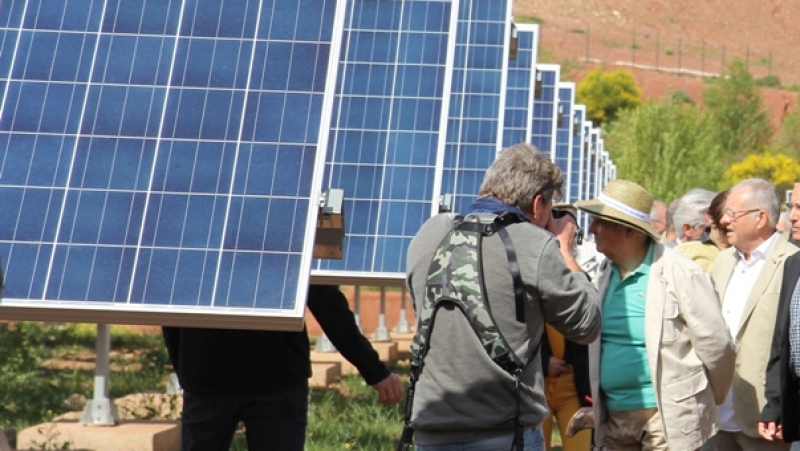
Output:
top-left (502, 23), bottom-right (537, 148)
top-left (0, 0), bottom-right (346, 330)
top-left (530, 63), bottom-right (558, 160)
top-left (311, 0), bottom-right (456, 283)
top-left (440, 0), bottom-right (512, 216)
top-left (554, 82), bottom-right (573, 202)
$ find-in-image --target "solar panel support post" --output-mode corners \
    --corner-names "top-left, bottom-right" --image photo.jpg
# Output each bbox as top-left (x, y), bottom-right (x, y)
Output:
top-left (80, 324), bottom-right (119, 426)
top-left (393, 286), bottom-right (412, 333)
top-left (372, 287), bottom-right (391, 342)
top-left (354, 285), bottom-right (362, 331)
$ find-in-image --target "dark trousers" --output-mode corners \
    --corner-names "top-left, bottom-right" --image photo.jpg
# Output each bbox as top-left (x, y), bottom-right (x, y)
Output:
top-left (181, 382), bottom-right (309, 451)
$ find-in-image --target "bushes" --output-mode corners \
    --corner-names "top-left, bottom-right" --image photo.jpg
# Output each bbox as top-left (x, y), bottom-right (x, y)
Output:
top-left (577, 67), bottom-right (643, 124)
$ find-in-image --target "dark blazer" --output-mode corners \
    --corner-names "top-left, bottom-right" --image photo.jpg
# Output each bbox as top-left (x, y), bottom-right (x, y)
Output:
top-left (541, 330), bottom-right (592, 408)
top-left (761, 252), bottom-right (800, 442)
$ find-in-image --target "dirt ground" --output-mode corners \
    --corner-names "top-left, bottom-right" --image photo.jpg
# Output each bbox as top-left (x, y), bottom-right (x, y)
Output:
top-left (514, 0), bottom-right (800, 126)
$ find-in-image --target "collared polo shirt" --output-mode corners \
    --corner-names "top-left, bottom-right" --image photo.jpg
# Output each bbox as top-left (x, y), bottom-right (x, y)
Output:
top-left (600, 241), bottom-right (657, 411)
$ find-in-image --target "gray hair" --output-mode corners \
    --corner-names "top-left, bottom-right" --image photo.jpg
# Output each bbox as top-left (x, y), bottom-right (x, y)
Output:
top-left (674, 189), bottom-right (716, 239)
top-left (666, 198), bottom-right (680, 229)
top-left (730, 178), bottom-right (780, 227)
top-left (478, 143), bottom-right (563, 214)
top-left (650, 200), bottom-right (666, 221)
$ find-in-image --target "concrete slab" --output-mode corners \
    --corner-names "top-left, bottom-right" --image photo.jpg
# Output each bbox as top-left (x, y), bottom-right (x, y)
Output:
top-left (17, 420), bottom-right (179, 451)
top-left (310, 361), bottom-right (341, 387)
top-left (310, 351), bottom-right (356, 375)
top-left (392, 332), bottom-right (416, 361)
top-left (370, 341), bottom-right (398, 362)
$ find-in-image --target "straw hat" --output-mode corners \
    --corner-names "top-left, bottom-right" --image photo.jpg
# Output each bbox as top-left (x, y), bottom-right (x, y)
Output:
top-left (574, 179), bottom-right (660, 241)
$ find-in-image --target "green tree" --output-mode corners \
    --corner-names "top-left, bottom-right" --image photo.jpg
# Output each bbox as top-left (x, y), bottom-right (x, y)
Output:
top-left (721, 151), bottom-right (800, 192)
top-left (773, 107), bottom-right (800, 158)
top-left (577, 67), bottom-right (643, 124)
top-left (604, 99), bottom-right (724, 202)
top-left (702, 60), bottom-right (772, 156)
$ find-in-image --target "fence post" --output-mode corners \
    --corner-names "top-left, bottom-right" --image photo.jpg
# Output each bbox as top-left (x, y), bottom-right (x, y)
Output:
top-left (585, 25), bottom-right (590, 61)
top-left (768, 51), bottom-right (772, 76)
top-left (722, 44), bottom-right (726, 71)
top-left (655, 33), bottom-right (659, 71)
top-left (702, 40), bottom-right (705, 76)
top-left (746, 46), bottom-right (749, 71)
top-left (632, 28), bottom-right (636, 66)
top-left (678, 37), bottom-right (682, 75)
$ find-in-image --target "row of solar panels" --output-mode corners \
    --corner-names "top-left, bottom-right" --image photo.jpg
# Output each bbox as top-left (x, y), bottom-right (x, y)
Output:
top-left (0, 0), bottom-right (614, 330)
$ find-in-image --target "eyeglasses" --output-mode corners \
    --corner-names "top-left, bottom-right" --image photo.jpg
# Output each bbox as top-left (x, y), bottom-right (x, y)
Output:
top-left (721, 207), bottom-right (760, 221)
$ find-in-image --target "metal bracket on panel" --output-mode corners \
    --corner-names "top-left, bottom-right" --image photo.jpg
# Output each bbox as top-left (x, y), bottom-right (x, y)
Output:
top-left (438, 194), bottom-right (454, 213)
top-left (313, 189), bottom-right (345, 259)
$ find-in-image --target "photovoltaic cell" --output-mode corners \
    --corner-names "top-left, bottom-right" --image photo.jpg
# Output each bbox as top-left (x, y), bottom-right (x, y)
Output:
top-left (0, 0), bottom-right (344, 330)
top-left (555, 82), bottom-right (573, 201)
top-left (440, 0), bottom-right (511, 216)
top-left (502, 24), bottom-right (537, 148)
top-left (530, 64), bottom-right (558, 160)
top-left (312, 0), bottom-right (456, 280)
top-left (571, 105), bottom-right (585, 205)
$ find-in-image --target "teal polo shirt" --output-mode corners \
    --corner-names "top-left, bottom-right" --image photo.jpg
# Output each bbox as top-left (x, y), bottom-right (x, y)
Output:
top-left (599, 242), bottom-right (657, 411)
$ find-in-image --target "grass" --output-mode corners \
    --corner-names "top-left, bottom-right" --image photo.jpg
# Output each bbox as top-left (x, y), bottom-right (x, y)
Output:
top-left (2, 323), bottom-right (565, 450)
top-left (514, 14), bottom-right (545, 25)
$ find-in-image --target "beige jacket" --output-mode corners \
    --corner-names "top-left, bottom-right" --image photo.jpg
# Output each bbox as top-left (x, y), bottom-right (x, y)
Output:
top-left (710, 234), bottom-right (798, 438)
top-left (591, 244), bottom-right (736, 451)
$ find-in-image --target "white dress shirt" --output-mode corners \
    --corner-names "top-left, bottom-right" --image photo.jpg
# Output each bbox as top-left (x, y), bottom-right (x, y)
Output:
top-left (717, 232), bottom-right (780, 432)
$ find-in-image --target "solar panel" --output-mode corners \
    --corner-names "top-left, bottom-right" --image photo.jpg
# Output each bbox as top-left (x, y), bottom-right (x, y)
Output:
top-left (311, 0), bottom-right (457, 284)
top-left (555, 82), bottom-right (573, 202)
top-left (530, 64), bottom-right (558, 160)
top-left (502, 24), bottom-right (538, 148)
top-left (571, 104), bottom-right (585, 204)
top-left (0, 0), bottom-right (346, 330)
top-left (440, 0), bottom-right (512, 217)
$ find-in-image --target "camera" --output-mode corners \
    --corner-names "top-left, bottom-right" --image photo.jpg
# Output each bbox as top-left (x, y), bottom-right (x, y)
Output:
top-left (552, 209), bottom-right (584, 245)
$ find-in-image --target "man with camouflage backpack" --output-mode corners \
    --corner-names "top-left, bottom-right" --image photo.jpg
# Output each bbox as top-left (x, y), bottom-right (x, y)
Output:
top-left (401, 144), bottom-right (601, 450)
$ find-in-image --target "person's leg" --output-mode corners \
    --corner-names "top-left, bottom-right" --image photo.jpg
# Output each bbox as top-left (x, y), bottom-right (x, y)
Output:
top-left (543, 376), bottom-right (557, 450)
top-left (603, 408), bottom-right (657, 451)
top-left (240, 382), bottom-right (309, 451)
top-left (640, 410), bottom-right (667, 451)
top-left (550, 375), bottom-right (591, 451)
top-left (702, 431), bottom-right (741, 451)
top-left (180, 392), bottom-right (240, 451)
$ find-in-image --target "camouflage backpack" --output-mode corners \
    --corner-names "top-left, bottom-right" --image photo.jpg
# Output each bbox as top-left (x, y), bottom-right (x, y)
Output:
top-left (398, 211), bottom-right (534, 451)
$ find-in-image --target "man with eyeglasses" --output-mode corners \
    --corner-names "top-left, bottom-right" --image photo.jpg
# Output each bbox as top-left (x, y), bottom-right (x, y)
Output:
top-left (759, 182), bottom-right (800, 450)
top-left (706, 178), bottom-right (800, 451)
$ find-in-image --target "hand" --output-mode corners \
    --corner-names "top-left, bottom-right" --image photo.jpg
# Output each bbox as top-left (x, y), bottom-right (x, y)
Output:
top-left (548, 356), bottom-right (567, 376)
top-left (758, 421), bottom-right (783, 441)
top-left (546, 214), bottom-right (577, 250)
top-left (371, 373), bottom-right (404, 406)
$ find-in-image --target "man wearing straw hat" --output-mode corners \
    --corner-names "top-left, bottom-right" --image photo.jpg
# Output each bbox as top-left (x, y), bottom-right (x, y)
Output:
top-left (575, 179), bottom-right (735, 451)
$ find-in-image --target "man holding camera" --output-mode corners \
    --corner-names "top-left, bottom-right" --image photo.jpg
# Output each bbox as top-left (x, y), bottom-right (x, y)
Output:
top-left (404, 144), bottom-right (601, 450)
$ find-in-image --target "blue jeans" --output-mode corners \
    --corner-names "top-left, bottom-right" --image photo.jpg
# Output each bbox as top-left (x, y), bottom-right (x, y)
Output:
top-left (415, 427), bottom-right (544, 451)
top-left (180, 382), bottom-right (308, 451)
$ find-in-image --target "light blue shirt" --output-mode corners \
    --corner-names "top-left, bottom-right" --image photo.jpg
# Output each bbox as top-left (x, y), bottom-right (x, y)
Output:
top-left (599, 242), bottom-right (657, 411)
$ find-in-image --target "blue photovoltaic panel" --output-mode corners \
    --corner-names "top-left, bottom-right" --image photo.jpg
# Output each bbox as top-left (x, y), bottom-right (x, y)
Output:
top-left (587, 129), bottom-right (599, 199)
top-left (571, 105), bottom-right (585, 206)
top-left (599, 148), bottom-right (609, 190)
top-left (555, 82), bottom-right (573, 202)
top-left (441, 0), bottom-right (512, 216)
top-left (502, 24), bottom-right (537, 148)
top-left (531, 64), bottom-right (558, 160)
top-left (0, 0), bottom-right (344, 330)
top-left (580, 121), bottom-right (593, 230)
top-left (313, 0), bottom-right (455, 278)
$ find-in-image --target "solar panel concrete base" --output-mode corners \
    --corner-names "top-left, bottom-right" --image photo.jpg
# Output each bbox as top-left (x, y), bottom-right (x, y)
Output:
top-left (16, 421), bottom-right (179, 451)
